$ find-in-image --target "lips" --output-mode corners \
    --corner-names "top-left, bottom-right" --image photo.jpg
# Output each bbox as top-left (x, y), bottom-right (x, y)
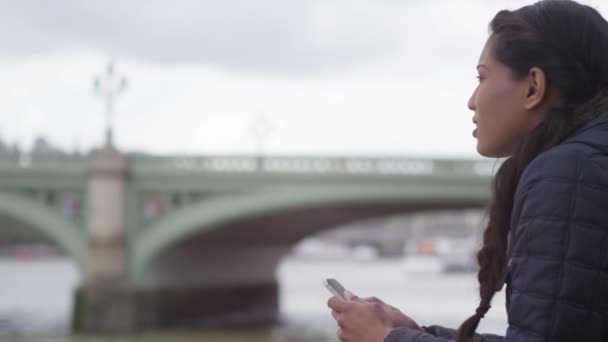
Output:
top-left (472, 117), bottom-right (478, 138)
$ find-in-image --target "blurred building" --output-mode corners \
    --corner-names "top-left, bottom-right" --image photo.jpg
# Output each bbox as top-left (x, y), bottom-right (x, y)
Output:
top-left (311, 208), bottom-right (485, 257)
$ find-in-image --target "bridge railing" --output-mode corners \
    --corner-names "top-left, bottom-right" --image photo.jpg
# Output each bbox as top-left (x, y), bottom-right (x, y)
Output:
top-left (130, 155), bottom-right (501, 176)
top-left (0, 151), bottom-right (501, 176)
top-left (0, 152), bottom-right (87, 171)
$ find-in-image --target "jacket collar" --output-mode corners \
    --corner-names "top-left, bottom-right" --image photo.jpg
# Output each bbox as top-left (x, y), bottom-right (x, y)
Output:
top-left (563, 111), bottom-right (608, 149)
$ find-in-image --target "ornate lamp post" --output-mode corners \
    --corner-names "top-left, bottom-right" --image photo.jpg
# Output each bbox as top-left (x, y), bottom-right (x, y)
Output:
top-left (250, 114), bottom-right (273, 170)
top-left (93, 61), bottom-right (127, 148)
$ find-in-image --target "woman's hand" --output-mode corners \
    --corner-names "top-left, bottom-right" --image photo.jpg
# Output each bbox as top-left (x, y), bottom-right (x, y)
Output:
top-left (327, 292), bottom-right (422, 342)
top-left (360, 295), bottom-right (422, 331)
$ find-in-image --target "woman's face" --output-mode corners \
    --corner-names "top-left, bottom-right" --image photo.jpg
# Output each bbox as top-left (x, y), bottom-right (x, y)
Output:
top-left (468, 36), bottom-right (543, 158)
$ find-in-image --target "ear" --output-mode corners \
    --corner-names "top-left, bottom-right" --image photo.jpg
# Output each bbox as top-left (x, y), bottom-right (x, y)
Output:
top-left (523, 67), bottom-right (548, 110)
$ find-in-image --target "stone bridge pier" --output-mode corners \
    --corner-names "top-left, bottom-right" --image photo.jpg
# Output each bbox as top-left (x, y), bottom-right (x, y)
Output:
top-left (74, 146), bottom-right (134, 333)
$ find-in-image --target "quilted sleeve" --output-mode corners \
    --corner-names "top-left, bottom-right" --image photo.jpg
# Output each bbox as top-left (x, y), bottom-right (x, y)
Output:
top-left (384, 326), bottom-right (503, 342)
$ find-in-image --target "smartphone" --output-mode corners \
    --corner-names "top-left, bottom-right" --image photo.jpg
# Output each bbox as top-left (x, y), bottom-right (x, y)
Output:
top-left (323, 278), bottom-right (347, 300)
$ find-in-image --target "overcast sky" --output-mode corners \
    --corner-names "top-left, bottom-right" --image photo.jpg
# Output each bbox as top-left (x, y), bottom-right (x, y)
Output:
top-left (0, 0), bottom-right (605, 157)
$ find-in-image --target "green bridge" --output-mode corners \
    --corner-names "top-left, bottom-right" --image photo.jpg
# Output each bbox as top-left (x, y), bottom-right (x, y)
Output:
top-left (0, 145), bottom-right (496, 332)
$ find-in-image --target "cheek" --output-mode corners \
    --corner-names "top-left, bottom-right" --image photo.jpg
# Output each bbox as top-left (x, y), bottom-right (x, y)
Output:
top-left (477, 82), bottom-right (519, 118)
top-left (475, 84), bottom-right (526, 156)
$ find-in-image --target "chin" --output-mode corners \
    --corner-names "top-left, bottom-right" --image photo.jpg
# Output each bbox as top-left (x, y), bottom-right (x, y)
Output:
top-left (476, 148), bottom-right (492, 158)
top-left (476, 144), bottom-right (510, 158)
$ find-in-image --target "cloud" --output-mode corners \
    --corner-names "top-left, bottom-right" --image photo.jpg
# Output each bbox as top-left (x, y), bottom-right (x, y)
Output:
top-left (0, 0), bottom-right (418, 74)
top-left (0, 0), bottom-right (605, 76)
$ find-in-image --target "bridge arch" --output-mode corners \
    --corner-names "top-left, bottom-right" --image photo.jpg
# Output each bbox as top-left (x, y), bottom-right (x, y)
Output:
top-left (0, 191), bottom-right (85, 266)
top-left (132, 182), bottom-right (489, 282)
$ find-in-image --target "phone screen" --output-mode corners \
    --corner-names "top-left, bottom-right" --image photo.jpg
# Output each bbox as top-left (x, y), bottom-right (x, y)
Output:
top-left (323, 278), bottom-right (347, 299)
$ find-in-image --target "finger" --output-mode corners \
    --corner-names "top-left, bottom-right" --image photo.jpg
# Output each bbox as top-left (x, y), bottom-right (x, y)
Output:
top-left (327, 296), bottom-right (350, 312)
top-left (336, 314), bottom-right (350, 330)
top-left (331, 310), bottom-right (339, 321)
top-left (363, 296), bottom-right (384, 304)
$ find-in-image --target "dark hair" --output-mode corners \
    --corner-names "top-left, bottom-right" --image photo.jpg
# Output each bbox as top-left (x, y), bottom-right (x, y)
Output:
top-left (456, 1), bottom-right (608, 341)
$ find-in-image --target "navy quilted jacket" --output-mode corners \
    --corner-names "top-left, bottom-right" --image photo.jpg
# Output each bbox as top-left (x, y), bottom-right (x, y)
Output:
top-left (386, 112), bottom-right (608, 342)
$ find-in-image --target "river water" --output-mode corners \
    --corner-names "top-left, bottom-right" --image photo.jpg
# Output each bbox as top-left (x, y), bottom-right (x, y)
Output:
top-left (0, 256), bottom-right (507, 341)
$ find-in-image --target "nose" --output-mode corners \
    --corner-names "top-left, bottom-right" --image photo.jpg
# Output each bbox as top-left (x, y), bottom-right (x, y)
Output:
top-left (467, 88), bottom-right (477, 111)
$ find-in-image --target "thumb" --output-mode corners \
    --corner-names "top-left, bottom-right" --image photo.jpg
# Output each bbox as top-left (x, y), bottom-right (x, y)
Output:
top-left (362, 296), bottom-right (384, 304)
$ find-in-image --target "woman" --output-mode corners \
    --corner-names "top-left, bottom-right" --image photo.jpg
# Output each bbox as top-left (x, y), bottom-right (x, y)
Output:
top-left (328, 1), bottom-right (608, 341)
